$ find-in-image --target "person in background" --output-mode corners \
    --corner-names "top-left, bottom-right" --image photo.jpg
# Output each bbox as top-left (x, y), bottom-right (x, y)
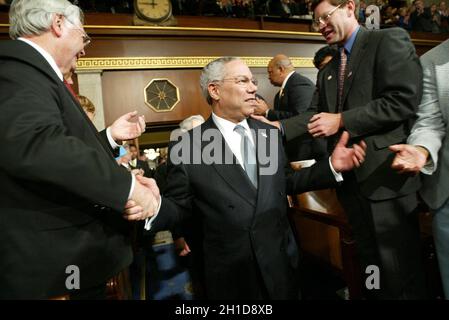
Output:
top-left (313, 45), bottom-right (338, 70)
top-left (78, 94), bottom-right (96, 121)
top-left (254, 54), bottom-right (325, 161)
top-left (129, 144), bottom-right (153, 178)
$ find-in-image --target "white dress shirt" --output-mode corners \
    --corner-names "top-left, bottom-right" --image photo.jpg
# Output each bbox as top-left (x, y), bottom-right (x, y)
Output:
top-left (211, 113), bottom-right (255, 170)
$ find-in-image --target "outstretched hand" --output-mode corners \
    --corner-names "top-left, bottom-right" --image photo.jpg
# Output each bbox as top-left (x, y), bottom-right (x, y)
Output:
top-left (389, 144), bottom-right (428, 174)
top-left (110, 111), bottom-right (146, 142)
top-left (330, 131), bottom-right (367, 172)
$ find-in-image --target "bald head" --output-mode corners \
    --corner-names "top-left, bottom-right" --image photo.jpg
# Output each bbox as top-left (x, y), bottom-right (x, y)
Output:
top-left (267, 54), bottom-right (295, 86)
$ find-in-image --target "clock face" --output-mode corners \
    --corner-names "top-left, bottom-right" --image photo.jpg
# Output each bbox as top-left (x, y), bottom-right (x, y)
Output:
top-left (135, 0), bottom-right (172, 22)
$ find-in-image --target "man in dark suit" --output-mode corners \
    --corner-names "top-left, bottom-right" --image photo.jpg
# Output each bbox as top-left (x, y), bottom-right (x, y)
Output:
top-left (128, 144), bottom-right (153, 178)
top-left (128, 57), bottom-right (366, 299)
top-left (0, 0), bottom-right (159, 299)
top-left (255, 54), bottom-right (325, 161)
top-left (254, 0), bottom-right (426, 299)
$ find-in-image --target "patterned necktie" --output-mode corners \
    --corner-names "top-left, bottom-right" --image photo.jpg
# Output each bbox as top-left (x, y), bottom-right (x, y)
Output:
top-left (234, 125), bottom-right (258, 188)
top-left (328, 47), bottom-right (348, 152)
top-left (338, 47), bottom-right (347, 112)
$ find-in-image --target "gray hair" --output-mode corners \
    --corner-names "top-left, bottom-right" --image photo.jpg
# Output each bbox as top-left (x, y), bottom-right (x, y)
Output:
top-left (273, 56), bottom-right (293, 69)
top-left (9, 0), bottom-right (83, 40)
top-left (200, 56), bottom-right (241, 105)
top-left (179, 115), bottom-right (205, 131)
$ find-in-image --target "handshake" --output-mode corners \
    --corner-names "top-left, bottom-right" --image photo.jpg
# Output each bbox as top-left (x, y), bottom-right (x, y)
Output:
top-left (123, 175), bottom-right (160, 221)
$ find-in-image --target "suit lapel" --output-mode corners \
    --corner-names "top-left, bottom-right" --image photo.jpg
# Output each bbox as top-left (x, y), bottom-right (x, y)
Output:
top-left (274, 91), bottom-right (281, 109)
top-left (202, 117), bottom-right (258, 207)
top-left (248, 119), bottom-right (272, 215)
top-left (341, 28), bottom-right (370, 108)
top-left (59, 80), bottom-right (116, 160)
top-left (323, 58), bottom-right (339, 112)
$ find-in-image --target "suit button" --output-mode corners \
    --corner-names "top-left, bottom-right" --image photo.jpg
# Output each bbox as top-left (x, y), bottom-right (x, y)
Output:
top-left (228, 204), bottom-right (235, 209)
top-left (100, 206), bottom-right (106, 210)
top-left (93, 204), bottom-right (99, 208)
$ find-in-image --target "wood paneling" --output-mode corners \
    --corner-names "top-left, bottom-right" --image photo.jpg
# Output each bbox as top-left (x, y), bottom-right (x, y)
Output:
top-left (102, 69), bottom-right (211, 126)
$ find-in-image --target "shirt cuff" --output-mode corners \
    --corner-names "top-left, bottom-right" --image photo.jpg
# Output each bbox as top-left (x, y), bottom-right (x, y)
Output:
top-left (128, 173), bottom-right (135, 199)
top-left (329, 157), bottom-right (343, 182)
top-left (106, 127), bottom-right (121, 149)
top-left (144, 195), bottom-right (162, 231)
top-left (421, 158), bottom-right (435, 175)
top-left (279, 121), bottom-right (285, 136)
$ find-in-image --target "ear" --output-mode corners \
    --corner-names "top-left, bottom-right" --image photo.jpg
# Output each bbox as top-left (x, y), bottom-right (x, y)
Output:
top-left (346, 0), bottom-right (356, 14)
top-left (208, 83), bottom-right (220, 101)
top-left (51, 14), bottom-right (64, 38)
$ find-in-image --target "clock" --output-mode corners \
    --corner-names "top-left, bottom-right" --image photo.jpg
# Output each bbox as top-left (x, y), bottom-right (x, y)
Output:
top-left (134, 0), bottom-right (173, 23)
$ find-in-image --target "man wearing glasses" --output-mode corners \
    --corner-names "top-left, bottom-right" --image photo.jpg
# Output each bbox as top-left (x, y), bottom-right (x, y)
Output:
top-left (293, 0), bottom-right (425, 299)
top-left (134, 56), bottom-right (367, 299)
top-left (0, 0), bottom-right (159, 299)
top-left (255, 0), bottom-right (427, 299)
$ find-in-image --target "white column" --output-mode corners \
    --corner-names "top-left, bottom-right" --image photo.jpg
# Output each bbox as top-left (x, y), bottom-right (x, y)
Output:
top-left (76, 69), bottom-right (105, 131)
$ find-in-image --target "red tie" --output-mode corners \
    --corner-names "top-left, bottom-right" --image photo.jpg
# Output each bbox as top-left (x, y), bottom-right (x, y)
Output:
top-left (338, 47), bottom-right (347, 111)
top-left (64, 79), bottom-right (78, 99)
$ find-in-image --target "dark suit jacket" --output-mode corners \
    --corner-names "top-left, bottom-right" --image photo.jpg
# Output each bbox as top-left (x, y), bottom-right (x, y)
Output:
top-left (268, 72), bottom-right (315, 120)
top-left (281, 27), bottom-right (422, 201)
top-left (152, 117), bottom-right (337, 299)
top-left (0, 40), bottom-right (133, 299)
top-left (267, 72), bottom-right (325, 161)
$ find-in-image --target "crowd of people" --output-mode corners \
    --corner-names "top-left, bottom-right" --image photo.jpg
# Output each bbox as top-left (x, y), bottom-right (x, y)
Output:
top-left (1, 0), bottom-right (449, 300)
top-left (2, 0), bottom-right (448, 33)
top-left (359, 0), bottom-right (449, 33)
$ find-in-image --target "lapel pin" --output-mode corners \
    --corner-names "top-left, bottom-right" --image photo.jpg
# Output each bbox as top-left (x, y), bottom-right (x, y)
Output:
top-left (327, 75), bottom-right (332, 80)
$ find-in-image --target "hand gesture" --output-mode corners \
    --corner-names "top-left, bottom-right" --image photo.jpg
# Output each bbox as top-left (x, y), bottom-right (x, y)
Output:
top-left (131, 168), bottom-right (145, 176)
top-left (308, 112), bottom-right (342, 138)
top-left (174, 237), bottom-right (191, 257)
top-left (253, 97), bottom-right (270, 115)
top-left (250, 114), bottom-right (281, 130)
top-left (124, 176), bottom-right (160, 221)
top-left (330, 131), bottom-right (367, 172)
top-left (389, 144), bottom-right (428, 174)
top-left (110, 111), bottom-right (146, 142)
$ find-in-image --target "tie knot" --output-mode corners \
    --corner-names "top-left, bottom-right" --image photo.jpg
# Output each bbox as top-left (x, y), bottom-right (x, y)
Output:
top-left (234, 124), bottom-right (246, 136)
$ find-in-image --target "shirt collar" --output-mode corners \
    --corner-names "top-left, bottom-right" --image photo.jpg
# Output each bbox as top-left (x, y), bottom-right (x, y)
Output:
top-left (212, 112), bottom-right (250, 135)
top-left (18, 37), bottom-right (64, 81)
top-left (343, 25), bottom-right (360, 55)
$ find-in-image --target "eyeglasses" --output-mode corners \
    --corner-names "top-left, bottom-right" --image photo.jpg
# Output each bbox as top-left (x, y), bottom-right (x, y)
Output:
top-left (219, 76), bottom-right (258, 87)
top-left (313, 2), bottom-right (345, 26)
top-left (64, 17), bottom-right (91, 46)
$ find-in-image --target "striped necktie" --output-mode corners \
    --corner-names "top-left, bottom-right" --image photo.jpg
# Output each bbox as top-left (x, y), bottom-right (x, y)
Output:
top-left (338, 47), bottom-right (347, 112)
top-left (234, 125), bottom-right (258, 188)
